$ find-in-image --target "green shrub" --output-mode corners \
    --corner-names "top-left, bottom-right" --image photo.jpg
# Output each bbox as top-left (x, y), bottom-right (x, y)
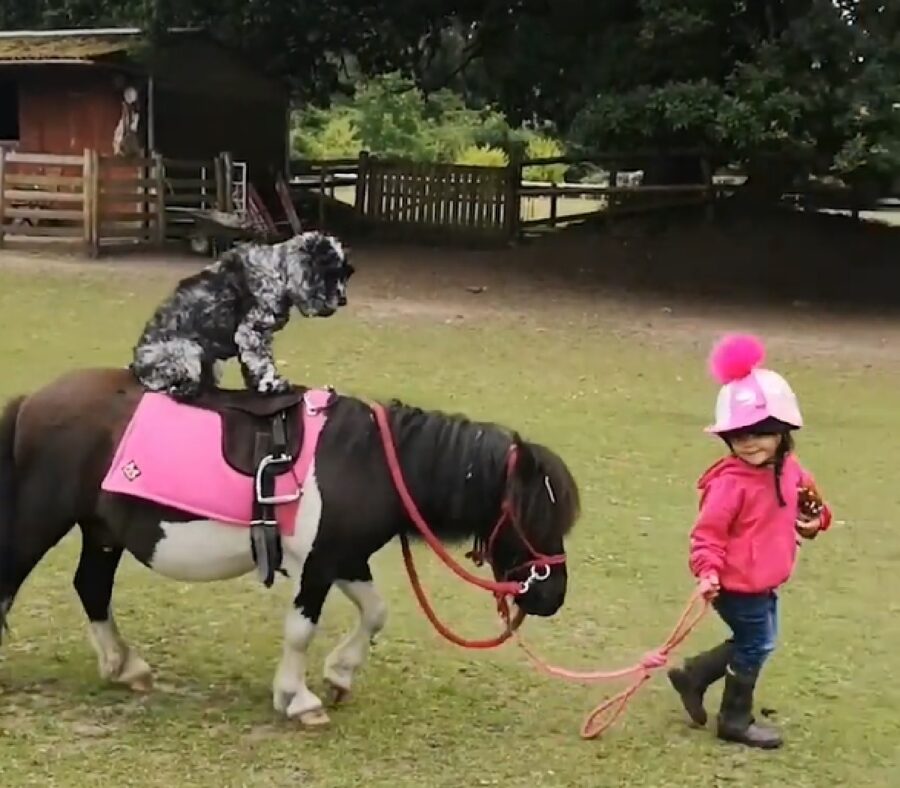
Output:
top-left (522, 135), bottom-right (567, 183)
top-left (291, 112), bottom-right (361, 159)
top-left (455, 144), bottom-right (509, 167)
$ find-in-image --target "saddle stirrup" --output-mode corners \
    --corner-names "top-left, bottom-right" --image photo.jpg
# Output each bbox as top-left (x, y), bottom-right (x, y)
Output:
top-left (249, 413), bottom-right (296, 587)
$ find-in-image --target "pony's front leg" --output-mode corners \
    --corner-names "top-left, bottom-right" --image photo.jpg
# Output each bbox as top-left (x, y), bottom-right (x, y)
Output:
top-left (323, 570), bottom-right (387, 705)
top-left (272, 559), bottom-right (332, 727)
top-left (75, 524), bottom-right (153, 691)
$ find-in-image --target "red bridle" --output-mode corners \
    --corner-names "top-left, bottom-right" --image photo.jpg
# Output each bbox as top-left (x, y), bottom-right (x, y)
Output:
top-left (369, 402), bottom-right (566, 647)
top-left (465, 445), bottom-right (567, 592)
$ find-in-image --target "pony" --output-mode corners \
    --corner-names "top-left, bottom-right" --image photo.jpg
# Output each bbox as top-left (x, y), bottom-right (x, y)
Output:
top-left (0, 368), bottom-right (580, 726)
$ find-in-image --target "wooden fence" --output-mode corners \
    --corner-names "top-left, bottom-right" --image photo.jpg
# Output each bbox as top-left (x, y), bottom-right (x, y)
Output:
top-left (355, 154), bottom-right (518, 242)
top-left (0, 151), bottom-right (91, 245)
top-left (0, 148), bottom-right (229, 255)
top-left (292, 151), bottom-right (719, 243)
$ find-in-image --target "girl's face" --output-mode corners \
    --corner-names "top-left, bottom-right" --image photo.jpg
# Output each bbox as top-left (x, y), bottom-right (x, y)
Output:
top-left (729, 432), bottom-right (783, 466)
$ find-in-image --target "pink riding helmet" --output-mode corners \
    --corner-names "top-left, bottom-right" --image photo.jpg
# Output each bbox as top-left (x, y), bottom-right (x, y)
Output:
top-left (705, 333), bottom-right (803, 434)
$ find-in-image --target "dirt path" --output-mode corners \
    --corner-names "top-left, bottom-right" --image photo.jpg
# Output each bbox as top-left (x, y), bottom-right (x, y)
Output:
top-left (2, 210), bottom-right (900, 365)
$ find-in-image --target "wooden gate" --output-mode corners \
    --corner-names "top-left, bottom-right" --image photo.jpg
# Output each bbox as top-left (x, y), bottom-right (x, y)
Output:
top-left (95, 155), bottom-right (222, 252)
top-left (0, 150), bottom-right (91, 248)
top-left (96, 154), bottom-right (163, 248)
top-left (356, 155), bottom-right (518, 242)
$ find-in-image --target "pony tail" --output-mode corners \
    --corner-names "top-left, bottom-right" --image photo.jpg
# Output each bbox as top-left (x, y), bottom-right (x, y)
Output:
top-left (0, 396), bottom-right (23, 643)
top-left (708, 333), bottom-right (765, 384)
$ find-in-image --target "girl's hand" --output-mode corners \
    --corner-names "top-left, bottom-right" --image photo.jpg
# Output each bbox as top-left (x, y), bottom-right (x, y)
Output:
top-left (796, 517), bottom-right (822, 540)
top-left (698, 573), bottom-right (720, 600)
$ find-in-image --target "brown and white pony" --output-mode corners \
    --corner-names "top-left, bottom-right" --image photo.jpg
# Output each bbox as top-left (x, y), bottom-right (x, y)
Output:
top-left (0, 368), bottom-right (580, 726)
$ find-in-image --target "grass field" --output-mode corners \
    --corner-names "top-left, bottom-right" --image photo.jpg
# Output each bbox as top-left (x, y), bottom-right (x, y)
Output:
top-left (0, 239), bottom-right (898, 787)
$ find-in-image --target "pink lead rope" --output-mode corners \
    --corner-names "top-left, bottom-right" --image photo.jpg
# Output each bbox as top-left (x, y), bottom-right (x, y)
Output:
top-left (513, 589), bottom-right (709, 739)
top-left (369, 398), bottom-right (710, 739)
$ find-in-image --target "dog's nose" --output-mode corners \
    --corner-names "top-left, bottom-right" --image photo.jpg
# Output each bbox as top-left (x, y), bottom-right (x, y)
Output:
top-left (338, 295), bottom-right (347, 306)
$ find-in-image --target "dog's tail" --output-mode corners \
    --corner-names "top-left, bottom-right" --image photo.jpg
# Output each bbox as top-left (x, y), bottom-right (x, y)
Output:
top-left (0, 396), bottom-right (23, 642)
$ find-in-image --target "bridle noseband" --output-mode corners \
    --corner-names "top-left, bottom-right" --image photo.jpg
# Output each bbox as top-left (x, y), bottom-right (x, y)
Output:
top-left (466, 445), bottom-right (567, 595)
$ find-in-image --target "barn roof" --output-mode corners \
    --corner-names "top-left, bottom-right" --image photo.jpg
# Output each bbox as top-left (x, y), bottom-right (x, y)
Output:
top-left (0, 28), bottom-right (199, 64)
top-left (0, 28), bottom-right (286, 102)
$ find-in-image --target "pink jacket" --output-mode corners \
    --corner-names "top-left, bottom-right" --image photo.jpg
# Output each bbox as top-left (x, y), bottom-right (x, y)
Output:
top-left (689, 454), bottom-right (833, 593)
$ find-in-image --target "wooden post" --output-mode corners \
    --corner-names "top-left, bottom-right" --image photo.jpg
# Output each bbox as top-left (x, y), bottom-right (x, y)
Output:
top-left (354, 150), bottom-right (370, 218)
top-left (0, 147), bottom-right (6, 248)
top-left (504, 151), bottom-right (522, 243)
top-left (700, 157), bottom-right (714, 222)
top-left (90, 149), bottom-right (100, 256)
top-left (606, 163), bottom-right (619, 228)
top-left (216, 151), bottom-right (234, 213)
top-left (318, 164), bottom-right (327, 230)
top-left (82, 148), bottom-right (96, 257)
top-left (215, 154), bottom-right (225, 211)
top-left (153, 152), bottom-right (166, 247)
top-left (549, 182), bottom-right (558, 228)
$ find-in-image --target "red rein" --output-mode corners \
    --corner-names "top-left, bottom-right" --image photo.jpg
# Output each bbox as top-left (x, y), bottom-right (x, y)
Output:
top-left (369, 401), bottom-right (708, 739)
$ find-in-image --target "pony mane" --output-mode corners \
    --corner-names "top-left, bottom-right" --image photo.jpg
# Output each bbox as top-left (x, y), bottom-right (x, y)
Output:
top-left (384, 399), bottom-right (580, 547)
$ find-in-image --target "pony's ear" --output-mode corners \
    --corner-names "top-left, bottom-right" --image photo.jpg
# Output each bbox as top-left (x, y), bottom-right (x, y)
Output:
top-left (511, 434), bottom-right (538, 479)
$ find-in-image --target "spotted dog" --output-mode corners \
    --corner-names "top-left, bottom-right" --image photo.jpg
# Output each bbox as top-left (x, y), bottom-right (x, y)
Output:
top-left (130, 232), bottom-right (353, 398)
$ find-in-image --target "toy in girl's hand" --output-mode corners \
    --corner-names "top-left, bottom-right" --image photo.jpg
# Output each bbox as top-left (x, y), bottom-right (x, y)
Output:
top-left (796, 483), bottom-right (825, 541)
top-left (797, 483), bottom-right (824, 522)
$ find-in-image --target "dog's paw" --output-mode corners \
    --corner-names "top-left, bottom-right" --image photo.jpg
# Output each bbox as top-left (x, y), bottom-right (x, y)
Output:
top-left (167, 382), bottom-right (200, 402)
top-left (257, 376), bottom-right (292, 395)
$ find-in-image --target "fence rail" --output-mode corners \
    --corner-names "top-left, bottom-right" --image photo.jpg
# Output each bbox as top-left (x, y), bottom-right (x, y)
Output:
top-left (0, 148), bottom-right (231, 254)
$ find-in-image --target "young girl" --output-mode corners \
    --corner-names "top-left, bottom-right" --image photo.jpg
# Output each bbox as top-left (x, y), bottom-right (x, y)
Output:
top-left (667, 333), bottom-right (833, 750)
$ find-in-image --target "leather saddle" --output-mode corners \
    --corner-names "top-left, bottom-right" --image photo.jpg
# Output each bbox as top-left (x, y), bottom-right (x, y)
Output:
top-left (187, 385), bottom-right (313, 588)
top-left (190, 387), bottom-right (306, 476)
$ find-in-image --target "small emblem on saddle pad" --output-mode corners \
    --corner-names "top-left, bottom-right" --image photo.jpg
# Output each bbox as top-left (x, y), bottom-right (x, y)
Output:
top-left (122, 460), bottom-right (142, 481)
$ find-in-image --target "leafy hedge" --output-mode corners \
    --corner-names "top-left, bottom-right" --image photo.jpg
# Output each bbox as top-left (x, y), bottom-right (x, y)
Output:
top-left (291, 72), bottom-right (567, 175)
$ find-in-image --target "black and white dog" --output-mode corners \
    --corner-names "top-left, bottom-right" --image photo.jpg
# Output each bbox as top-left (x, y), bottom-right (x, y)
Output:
top-left (130, 232), bottom-right (354, 398)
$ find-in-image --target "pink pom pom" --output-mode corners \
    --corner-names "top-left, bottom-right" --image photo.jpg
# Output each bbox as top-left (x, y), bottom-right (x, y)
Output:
top-left (708, 333), bottom-right (765, 384)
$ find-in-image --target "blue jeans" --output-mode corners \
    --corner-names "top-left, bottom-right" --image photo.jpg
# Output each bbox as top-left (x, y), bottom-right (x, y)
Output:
top-left (713, 590), bottom-right (779, 674)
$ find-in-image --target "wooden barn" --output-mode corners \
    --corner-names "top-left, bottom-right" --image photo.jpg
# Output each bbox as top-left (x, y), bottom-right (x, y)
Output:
top-left (0, 27), bottom-right (289, 195)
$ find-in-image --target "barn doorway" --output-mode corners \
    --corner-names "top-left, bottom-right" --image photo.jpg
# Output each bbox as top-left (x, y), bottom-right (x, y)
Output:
top-left (0, 79), bottom-right (20, 142)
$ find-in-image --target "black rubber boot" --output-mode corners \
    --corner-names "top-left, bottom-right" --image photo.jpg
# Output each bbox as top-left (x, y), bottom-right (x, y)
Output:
top-left (668, 639), bottom-right (733, 726)
top-left (716, 666), bottom-right (783, 749)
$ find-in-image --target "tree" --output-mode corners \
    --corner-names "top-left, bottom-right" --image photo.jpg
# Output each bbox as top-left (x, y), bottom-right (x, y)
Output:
top-left (412, 1), bottom-right (900, 192)
top-left (561, 1), bottom-right (900, 193)
top-left (3, 0), bottom-right (897, 194)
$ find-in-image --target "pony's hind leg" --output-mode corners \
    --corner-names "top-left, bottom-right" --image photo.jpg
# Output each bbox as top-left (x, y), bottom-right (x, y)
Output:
top-left (323, 562), bottom-right (387, 705)
top-left (272, 550), bottom-right (333, 727)
top-left (0, 514), bottom-right (75, 642)
top-left (74, 521), bottom-right (152, 692)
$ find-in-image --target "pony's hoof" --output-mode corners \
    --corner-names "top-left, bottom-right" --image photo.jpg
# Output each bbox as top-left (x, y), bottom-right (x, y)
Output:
top-left (128, 674), bottom-right (154, 693)
top-left (273, 690), bottom-right (293, 714)
top-left (325, 681), bottom-right (351, 707)
top-left (298, 707), bottom-right (331, 728)
top-left (118, 652), bottom-right (153, 692)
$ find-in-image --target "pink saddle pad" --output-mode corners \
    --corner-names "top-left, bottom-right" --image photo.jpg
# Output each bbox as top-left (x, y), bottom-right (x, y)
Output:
top-left (101, 389), bottom-right (333, 535)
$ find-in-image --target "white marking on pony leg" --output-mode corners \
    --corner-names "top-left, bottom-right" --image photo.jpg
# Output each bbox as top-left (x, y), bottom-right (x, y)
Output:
top-left (281, 461), bottom-right (324, 568)
top-left (150, 519), bottom-right (256, 582)
top-left (87, 614), bottom-right (153, 691)
top-left (273, 609), bottom-right (327, 724)
top-left (272, 462), bottom-right (328, 725)
top-left (323, 580), bottom-right (387, 702)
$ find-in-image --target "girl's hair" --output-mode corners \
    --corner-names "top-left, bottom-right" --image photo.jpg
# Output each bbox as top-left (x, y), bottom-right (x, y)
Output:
top-left (720, 418), bottom-right (795, 506)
